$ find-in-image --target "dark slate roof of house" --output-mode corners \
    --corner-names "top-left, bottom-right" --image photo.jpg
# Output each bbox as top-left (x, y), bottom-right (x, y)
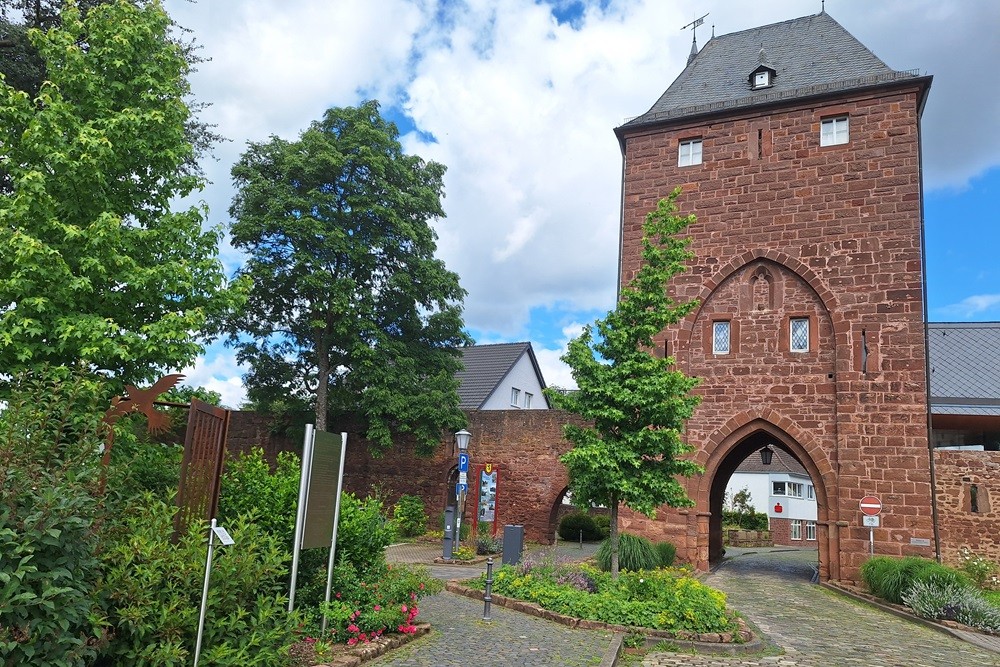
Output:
top-left (734, 448), bottom-right (809, 477)
top-left (619, 12), bottom-right (925, 131)
top-left (454, 342), bottom-right (549, 410)
top-left (928, 323), bottom-right (1000, 417)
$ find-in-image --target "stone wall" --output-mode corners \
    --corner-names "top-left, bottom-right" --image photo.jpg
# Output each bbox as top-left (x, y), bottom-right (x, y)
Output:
top-left (224, 409), bottom-right (583, 544)
top-left (934, 449), bottom-right (1000, 566)
top-left (617, 79), bottom-right (934, 582)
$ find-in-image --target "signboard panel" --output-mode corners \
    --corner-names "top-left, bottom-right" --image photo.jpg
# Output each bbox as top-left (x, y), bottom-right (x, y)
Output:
top-left (458, 452), bottom-right (470, 472)
top-left (302, 430), bottom-right (346, 549)
top-left (860, 495), bottom-right (882, 516)
top-left (863, 515), bottom-right (880, 527)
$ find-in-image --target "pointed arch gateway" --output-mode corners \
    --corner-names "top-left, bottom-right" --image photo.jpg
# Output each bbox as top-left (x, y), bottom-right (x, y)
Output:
top-left (696, 412), bottom-right (840, 581)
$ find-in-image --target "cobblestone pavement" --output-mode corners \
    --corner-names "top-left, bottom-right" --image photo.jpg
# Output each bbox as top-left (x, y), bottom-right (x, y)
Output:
top-left (642, 549), bottom-right (1000, 667)
top-left (375, 540), bottom-right (611, 666)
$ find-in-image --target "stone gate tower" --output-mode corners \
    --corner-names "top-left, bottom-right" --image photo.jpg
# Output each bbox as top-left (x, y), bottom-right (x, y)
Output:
top-left (613, 12), bottom-right (934, 582)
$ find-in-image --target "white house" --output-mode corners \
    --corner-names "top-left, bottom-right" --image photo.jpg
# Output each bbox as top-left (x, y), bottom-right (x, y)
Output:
top-left (726, 448), bottom-right (818, 546)
top-left (454, 342), bottom-right (549, 410)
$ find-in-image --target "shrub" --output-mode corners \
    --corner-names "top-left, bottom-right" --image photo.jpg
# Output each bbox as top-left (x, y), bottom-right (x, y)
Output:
top-left (654, 541), bottom-right (677, 568)
top-left (0, 368), bottom-right (108, 667)
top-left (721, 509), bottom-right (769, 531)
top-left (99, 494), bottom-right (297, 666)
top-left (393, 495), bottom-right (427, 538)
top-left (596, 533), bottom-right (659, 572)
top-left (958, 547), bottom-right (1000, 590)
top-left (592, 514), bottom-right (611, 539)
top-left (558, 512), bottom-right (604, 542)
top-left (476, 534), bottom-right (503, 555)
top-left (904, 580), bottom-right (1000, 634)
top-left (861, 556), bottom-right (968, 605)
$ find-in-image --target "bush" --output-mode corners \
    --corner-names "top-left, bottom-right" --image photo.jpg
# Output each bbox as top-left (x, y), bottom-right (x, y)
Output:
top-left (904, 579), bottom-right (1000, 634)
top-left (99, 494), bottom-right (297, 666)
top-left (957, 547), bottom-right (1000, 590)
top-left (558, 512), bottom-right (604, 542)
top-left (721, 509), bottom-right (769, 531)
top-left (861, 556), bottom-right (968, 605)
top-left (0, 368), bottom-right (108, 667)
top-left (592, 514), bottom-right (611, 539)
top-left (596, 533), bottom-right (659, 572)
top-left (393, 495), bottom-right (427, 537)
top-left (654, 541), bottom-right (677, 568)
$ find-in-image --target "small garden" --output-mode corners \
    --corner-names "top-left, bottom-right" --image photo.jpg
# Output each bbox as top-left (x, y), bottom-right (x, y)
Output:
top-left (466, 532), bottom-right (744, 641)
top-left (859, 551), bottom-right (1000, 635)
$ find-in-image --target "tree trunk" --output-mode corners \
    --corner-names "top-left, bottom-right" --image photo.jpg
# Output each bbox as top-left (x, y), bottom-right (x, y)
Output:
top-left (315, 335), bottom-right (329, 432)
top-left (609, 493), bottom-right (620, 578)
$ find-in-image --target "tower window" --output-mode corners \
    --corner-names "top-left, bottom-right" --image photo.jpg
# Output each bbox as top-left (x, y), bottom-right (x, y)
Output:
top-left (790, 318), bottom-right (810, 352)
top-left (678, 139), bottom-right (703, 166)
top-left (820, 116), bottom-right (849, 146)
top-left (712, 321), bottom-right (730, 355)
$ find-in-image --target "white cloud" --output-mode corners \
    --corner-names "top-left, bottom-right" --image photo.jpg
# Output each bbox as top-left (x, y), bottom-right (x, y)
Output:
top-left (180, 348), bottom-right (248, 409)
top-left (938, 294), bottom-right (1000, 319)
top-left (534, 321), bottom-right (588, 390)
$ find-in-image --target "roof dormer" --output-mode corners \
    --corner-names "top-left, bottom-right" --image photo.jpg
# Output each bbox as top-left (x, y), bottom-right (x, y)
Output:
top-left (750, 64), bottom-right (776, 90)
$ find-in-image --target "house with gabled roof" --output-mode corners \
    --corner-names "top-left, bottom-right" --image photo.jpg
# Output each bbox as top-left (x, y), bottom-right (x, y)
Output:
top-left (727, 448), bottom-right (818, 547)
top-left (455, 342), bottom-right (550, 410)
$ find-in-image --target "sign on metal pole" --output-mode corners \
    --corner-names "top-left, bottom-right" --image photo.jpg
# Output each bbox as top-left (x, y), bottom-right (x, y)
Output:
top-left (860, 495), bottom-right (882, 516)
top-left (458, 452), bottom-right (470, 472)
top-left (862, 515), bottom-right (880, 527)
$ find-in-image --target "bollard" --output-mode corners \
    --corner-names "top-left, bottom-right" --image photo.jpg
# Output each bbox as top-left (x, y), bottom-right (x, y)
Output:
top-left (483, 557), bottom-right (494, 621)
top-left (579, 528), bottom-right (583, 550)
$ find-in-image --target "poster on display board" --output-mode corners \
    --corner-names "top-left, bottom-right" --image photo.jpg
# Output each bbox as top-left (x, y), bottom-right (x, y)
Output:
top-left (473, 463), bottom-right (501, 535)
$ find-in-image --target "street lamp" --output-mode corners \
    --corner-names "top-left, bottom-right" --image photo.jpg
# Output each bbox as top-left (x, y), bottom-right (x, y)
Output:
top-left (759, 445), bottom-right (774, 466)
top-left (454, 429), bottom-right (471, 553)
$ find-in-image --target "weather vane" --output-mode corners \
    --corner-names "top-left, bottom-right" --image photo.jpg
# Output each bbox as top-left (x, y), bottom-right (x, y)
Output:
top-left (681, 12), bottom-right (709, 43)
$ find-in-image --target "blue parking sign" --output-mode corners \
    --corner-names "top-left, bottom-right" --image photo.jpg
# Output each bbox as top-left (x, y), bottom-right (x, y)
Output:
top-left (456, 482), bottom-right (468, 495)
top-left (458, 452), bottom-right (470, 472)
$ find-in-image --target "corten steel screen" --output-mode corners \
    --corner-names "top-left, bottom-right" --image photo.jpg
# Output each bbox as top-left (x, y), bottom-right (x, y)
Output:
top-left (301, 430), bottom-right (345, 549)
top-left (173, 398), bottom-right (229, 540)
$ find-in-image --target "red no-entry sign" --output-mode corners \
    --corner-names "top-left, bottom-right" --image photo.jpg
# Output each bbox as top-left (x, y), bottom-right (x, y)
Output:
top-left (860, 495), bottom-right (882, 516)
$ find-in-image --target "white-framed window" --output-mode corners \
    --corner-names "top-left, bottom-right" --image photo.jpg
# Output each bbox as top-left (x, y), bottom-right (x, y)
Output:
top-left (712, 321), bottom-right (731, 355)
top-left (790, 317), bottom-right (809, 352)
top-left (678, 139), bottom-right (703, 166)
top-left (820, 116), bottom-right (849, 146)
top-left (772, 481), bottom-right (786, 496)
top-left (806, 521), bottom-right (817, 541)
top-left (791, 519), bottom-right (802, 540)
top-left (807, 485), bottom-right (815, 500)
top-left (510, 387), bottom-right (520, 407)
top-left (787, 482), bottom-right (804, 498)
top-left (524, 392), bottom-right (533, 409)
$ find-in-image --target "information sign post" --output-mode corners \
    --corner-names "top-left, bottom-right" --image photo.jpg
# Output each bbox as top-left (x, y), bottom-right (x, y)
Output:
top-left (860, 495), bottom-right (882, 556)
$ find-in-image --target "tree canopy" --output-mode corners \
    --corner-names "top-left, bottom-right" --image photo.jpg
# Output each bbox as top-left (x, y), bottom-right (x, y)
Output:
top-left (228, 100), bottom-right (470, 454)
top-left (546, 188), bottom-right (703, 575)
top-left (0, 0), bottom-right (245, 387)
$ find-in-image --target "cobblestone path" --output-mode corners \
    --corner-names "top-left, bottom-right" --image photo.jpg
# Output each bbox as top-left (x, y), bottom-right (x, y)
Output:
top-left (642, 550), bottom-right (1000, 667)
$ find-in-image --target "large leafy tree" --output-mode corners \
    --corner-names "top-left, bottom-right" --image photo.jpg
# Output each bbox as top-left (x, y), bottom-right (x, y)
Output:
top-left (0, 0), bottom-right (244, 387)
top-left (546, 189), bottom-right (703, 576)
top-left (228, 100), bottom-right (470, 454)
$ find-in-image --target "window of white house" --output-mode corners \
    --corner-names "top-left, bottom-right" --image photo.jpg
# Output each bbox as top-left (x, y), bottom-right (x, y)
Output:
top-left (712, 321), bottom-right (731, 355)
top-left (820, 116), bottom-right (849, 146)
top-left (772, 481), bottom-right (785, 496)
top-left (787, 482), bottom-right (804, 498)
top-left (806, 521), bottom-right (817, 541)
top-left (524, 392), bottom-right (533, 409)
top-left (511, 388), bottom-right (520, 407)
top-left (807, 485), bottom-right (815, 500)
top-left (790, 317), bottom-right (809, 352)
top-left (678, 139), bottom-right (703, 167)
top-left (791, 519), bottom-right (802, 540)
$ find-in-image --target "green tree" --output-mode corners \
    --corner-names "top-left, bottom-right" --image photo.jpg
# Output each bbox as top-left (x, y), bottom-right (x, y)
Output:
top-left (546, 189), bottom-right (703, 577)
top-left (0, 0), bottom-right (245, 389)
top-left (228, 100), bottom-right (470, 454)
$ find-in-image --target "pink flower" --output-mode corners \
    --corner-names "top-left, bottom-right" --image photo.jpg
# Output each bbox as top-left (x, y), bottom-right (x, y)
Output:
top-left (373, 605), bottom-right (381, 611)
top-left (347, 624), bottom-right (359, 634)
top-left (347, 638), bottom-right (358, 646)
top-left (419, 583), bottom-right (425, 590)
top-left (401, 604), bottom-right (408, 613)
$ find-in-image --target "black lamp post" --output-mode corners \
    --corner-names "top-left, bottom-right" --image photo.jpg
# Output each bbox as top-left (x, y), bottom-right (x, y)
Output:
top-left (455, 429), bottom-right (471, 549)
top-left (759, 445), bottom-right (774, 465)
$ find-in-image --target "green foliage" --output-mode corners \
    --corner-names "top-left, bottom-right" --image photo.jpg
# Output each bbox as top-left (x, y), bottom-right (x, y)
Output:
top-left (546, 189), bottom-right (702, 576)
top-left (218, 448), bottom-right (301, 543)
top-left (592, 514), bottom-right (611, 539)
top-left (452, 545), bottom-right (476, 561)
top-left (99, 494), bottom-right (296, 666)
top-left (654, 542), bottom-right (677, 568)
top-left (721, 510), bottom-right (769, 531)
top-left (0, 368), bottom-right (108, 666)
top-left (480, 563), bottom-right (737, 635)
top-left (316, 562), bottom-right (442, 645)
top-left (596, 533), bottom-right (660, 573)
top-left (227, 99), bottom-right (470, 450)
top-left (558, 512), bottom-right (605, 542)
top-left (393, 495), bottom-right (428, 538)
top-left (904, 580), bottom-right (1000, 634)
top-left (958, 547), bottom-right (1000, 590)
top-left (861, 556), bottom-right (969, 605)
top-left (0, 0), bottom-right (245, 385)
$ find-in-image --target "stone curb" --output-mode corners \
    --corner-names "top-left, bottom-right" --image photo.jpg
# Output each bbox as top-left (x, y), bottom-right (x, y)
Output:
top-left (444, 581), bottom-right (762, 656)
top-left (821, 582), bottom-right (1000, 655)
top-left (310, 623), bottom-right (431, 667)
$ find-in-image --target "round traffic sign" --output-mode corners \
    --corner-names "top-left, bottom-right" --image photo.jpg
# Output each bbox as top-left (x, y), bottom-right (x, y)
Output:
top-left (860, 495), bottom-right (882, 516)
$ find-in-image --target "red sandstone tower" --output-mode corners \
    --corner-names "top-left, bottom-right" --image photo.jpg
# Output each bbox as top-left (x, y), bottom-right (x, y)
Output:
top-left (613, 12), bottom-right (933, 582)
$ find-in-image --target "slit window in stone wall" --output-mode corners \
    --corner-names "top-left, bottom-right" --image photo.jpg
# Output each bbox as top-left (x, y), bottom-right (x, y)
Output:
top-left (712, 321), bottom-right (731, 355)
top-left (971, 484), bottom-right (980, 513)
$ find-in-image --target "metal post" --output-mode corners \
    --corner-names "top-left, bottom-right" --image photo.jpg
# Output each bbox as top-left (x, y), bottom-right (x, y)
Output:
top-left (455, 488), bottom-right (466, 553)
top-left (321, 432), bottom-right (349, 634)
top-left (870, 527), bottom-right (874, 556)
top-left (483, 557), bottom-right (494, 621)
top-left (579, 528), bottom-right (583, 550)
top-left (193, 519), bottom-right (217, 667)
top-left (289, 424), bottom-right (315, 612)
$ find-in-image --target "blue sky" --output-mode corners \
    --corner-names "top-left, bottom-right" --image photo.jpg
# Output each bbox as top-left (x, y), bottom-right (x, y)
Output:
top-left (161, 0), bottom-right (1000, 406)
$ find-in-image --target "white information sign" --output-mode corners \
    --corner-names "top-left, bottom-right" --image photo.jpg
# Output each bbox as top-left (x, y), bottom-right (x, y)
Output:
top-left (212, 525), bottom-right (235, 546)
top-left (863, 515), bottom-right (880, 527)
top-left (458, 471), bottom-right (468, 484)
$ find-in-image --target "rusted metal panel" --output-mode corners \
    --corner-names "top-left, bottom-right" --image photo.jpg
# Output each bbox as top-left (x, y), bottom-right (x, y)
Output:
top-left (174, 398), bottom-right (230, 540)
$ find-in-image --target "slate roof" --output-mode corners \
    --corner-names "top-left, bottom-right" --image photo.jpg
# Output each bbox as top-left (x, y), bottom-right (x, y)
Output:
top-left (619, 12), bottom-right (925, 131)
top-left (734, 448), bottom-right (809, 477)
top-left (928, 323), bottom-right (1000, 417)
top-left (454, 342), bottom-right (548, 410)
